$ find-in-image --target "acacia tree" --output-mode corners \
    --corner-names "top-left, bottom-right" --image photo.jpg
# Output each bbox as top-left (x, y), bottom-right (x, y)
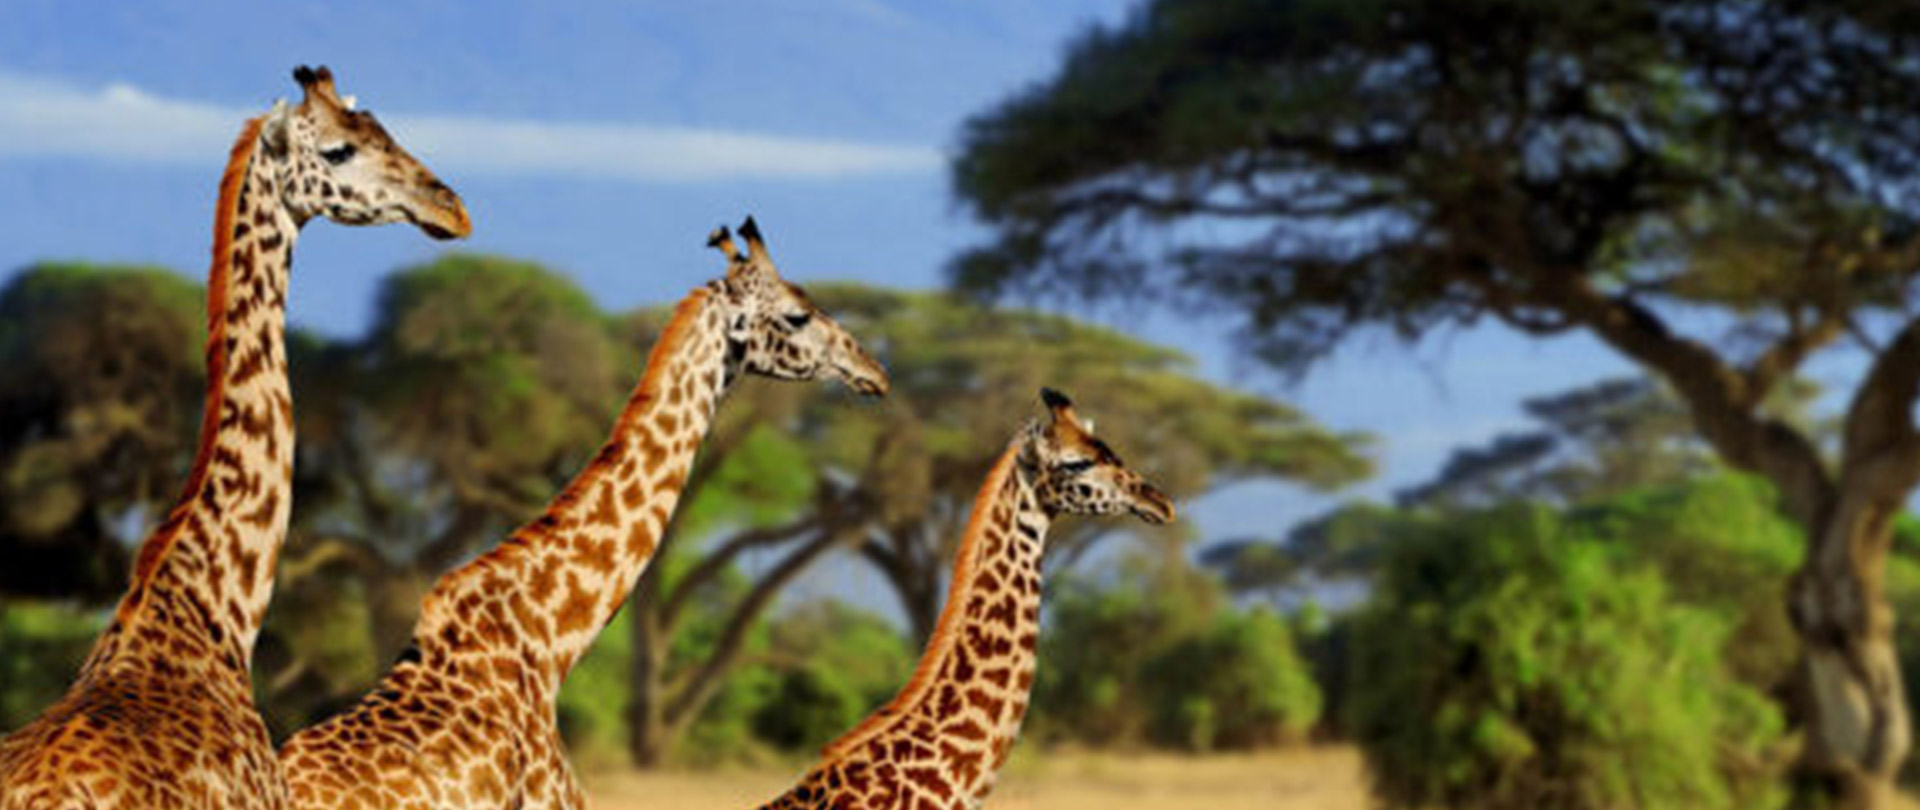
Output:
top-left (622, 284), bottom-right (1371, 765)
top-left (0, 264), bottom-right (205, 601)
top-left (805, 285), bottom-right (1369, 641)
top-left (1396, 376), bottom-right (1713, 508)
top-left (953, 1), bottom-right (1920, 804)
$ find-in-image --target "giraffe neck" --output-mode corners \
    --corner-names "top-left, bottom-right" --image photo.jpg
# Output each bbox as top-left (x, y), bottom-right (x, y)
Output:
top-left (413, 283), bottom-right (731, 694)
top-left (786, 442), bottom-right (1050, 809)
top-left (89, 118), bottom-right (299, 677)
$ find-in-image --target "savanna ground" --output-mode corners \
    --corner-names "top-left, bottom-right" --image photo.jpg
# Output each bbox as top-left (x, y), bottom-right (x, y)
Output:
top-left (586, 746), bottom-right (1920, 810)
top-left (585, 747), bottom-right (1370, 810)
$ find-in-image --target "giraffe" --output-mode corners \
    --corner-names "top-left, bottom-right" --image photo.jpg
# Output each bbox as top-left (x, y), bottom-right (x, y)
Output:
top-left (756, 388), bottom-right (1175, 810)
top-left (277, 217), bottom-right (890, 810)
top-left (0, 65), bottom-right (470, 809)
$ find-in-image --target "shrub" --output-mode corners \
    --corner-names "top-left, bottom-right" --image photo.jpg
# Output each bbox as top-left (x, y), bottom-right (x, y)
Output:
top-left (752, 600), bottom-right (914, 753)
top-left (752, 663), bottom-right (868, 750)
top-left (1033, 562), bottom-right (1217, 746)
top-left (1036, 559), bottom-right (1320, 751)
top-left (1347, 504), bottom-right (1785, 810)
top-left (1571, 474), bottom-right (1801, 694)
top-left (1141, 608), bottom-right (1320, 750)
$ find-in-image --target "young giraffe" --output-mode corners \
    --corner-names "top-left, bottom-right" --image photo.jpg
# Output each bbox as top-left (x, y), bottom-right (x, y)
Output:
top-left (277, 218), bottom-right (890, 810)
top-left (757, 388), bottom-right (1175, 810)
top-left (0, 66), bottom-right (470, 809)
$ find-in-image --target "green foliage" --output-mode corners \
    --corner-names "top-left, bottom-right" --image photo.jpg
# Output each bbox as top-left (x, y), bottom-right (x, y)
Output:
top-left (1884, 542), bottom-right (1920, 783)
top-left (1347, 504), bottom-right (1785, 810)
top-left (752, 601), bottom-right (914, 752)
top-left (1570, 474), bottom-right (1802, 693)
top-left (1140, 608), bottom-right (1320, 751)
top-left (751, 664), bottom-right (866, 752)
top-left (1034, 559), bottom-right (1319, 751)
top-left (256, 574), bottom-right (381, 734)
top-left (0, 263), bottom-right (205, 599)
top-left (0, 600), bottom-right (100, 730)
top-left (1399, 378), bottom-right (1713, 509)
top-left (367, 253), bottom-right (630, 516)
top-left (558, 605), bottom-right (634, 759)
top-left (798, 282), bottom-right (1372, 504)
top-left (953, 0), bottom-right (1920, 371)
top-left (557, 551), bottom-right (779, 766)
top-left (1033, 562), bottom-right (1216, 746)
top-left (559, 564), bottom-right (911, 766)
top-left (791, 283), bottom-right (1372, 642)
top-left (673, 423), bottom-right (817, 541)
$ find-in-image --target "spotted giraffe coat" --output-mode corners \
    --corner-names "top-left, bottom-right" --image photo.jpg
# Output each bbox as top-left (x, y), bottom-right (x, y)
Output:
top-left (279, 232), bottom-right (888, 810)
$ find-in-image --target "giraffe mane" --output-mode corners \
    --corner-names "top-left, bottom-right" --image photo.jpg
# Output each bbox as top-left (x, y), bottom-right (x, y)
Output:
top-left (123, 115), bottom-right (264, 595)
top-left (415, 285), bottom-right (715, 636)
top-left (618, 286), bottom-right (712, 427)
top-left (819, 439), bottom-right (1022, 760)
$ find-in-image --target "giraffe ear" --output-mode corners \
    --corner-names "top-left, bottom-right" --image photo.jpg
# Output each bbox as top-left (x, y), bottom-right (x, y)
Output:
top-left (737, 216), bottom-right (777, 276)
top-left (292, 65), bottom-right (344, 109)
top-left (260, 99), bottom-right (294, 156)
top-left (708, 224), bottom-right (744, 267)
top-left (1040, 387), bottom-right (1079, 426)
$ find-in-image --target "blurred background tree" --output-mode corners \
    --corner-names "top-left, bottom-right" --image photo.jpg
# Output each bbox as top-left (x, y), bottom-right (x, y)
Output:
top-left (0, 264), bottom-right (204, 601)
top-left (953, 1), bottom-right (1920, 802)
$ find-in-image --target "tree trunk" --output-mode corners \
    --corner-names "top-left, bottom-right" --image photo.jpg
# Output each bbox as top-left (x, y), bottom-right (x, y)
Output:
top-left (1791, 491), bottom-right (1910, 810)
top-left (899, 562), bottom-right (941, 647)
top-left (625, 597), bottom-right (671, 768)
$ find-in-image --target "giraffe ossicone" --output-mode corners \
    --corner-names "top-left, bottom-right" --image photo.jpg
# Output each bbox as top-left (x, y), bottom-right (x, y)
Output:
top-left (278, 217), bottom-right (888, 810)
top-left (0, 65), bottom-right (468, 810)
top-left (757, 388), bottom-right (1173, 810)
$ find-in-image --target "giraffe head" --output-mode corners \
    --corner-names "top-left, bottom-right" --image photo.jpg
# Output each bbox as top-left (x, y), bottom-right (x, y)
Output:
top-left (1021, 388), bottom-right (1176, 524)
top-left (705, 217), bottom-right (890, 396)
top-left (259, 65), bottom-right (471, 239)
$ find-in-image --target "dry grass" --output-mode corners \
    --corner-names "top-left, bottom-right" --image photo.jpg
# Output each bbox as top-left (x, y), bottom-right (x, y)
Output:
top-left (586, 746), bottom-right (1920, 810)
top-left (585, 746), bottom-right (1369, 810)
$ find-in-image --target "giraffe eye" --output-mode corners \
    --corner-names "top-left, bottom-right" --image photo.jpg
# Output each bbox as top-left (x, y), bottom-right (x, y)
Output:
top-left (319, 144), bottom-right (357, 165)
top-left (1058, 459), bottom-right (1095, 475)
top-left (782, 312), bottom-right (813, 329)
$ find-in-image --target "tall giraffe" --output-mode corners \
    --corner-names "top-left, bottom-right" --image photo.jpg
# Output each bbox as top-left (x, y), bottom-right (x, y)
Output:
top-left (278, 218), bottom-right (890, 810)
top-left (0, 66), bottom-right (470, 809)
top-left (756, 388), bottom-right (1175, 810)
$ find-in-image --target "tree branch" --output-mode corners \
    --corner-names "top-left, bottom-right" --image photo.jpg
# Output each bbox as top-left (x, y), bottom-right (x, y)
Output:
top-left (1545, 275), bottom-right (1835, 522)
top-left (1841, 314), bottom-right (1920, 499)
top-left (657, 513), bottom-right (825, 629)
top-left (1746, 307), bottom-right (1846, 398)
top-left (278, 534), bottom-right (387, 585)
top-left (662, 525), bottom-right (862, 730)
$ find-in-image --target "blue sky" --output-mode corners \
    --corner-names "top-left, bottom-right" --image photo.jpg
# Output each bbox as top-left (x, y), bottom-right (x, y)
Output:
top-left (0, 1), bottom-right (1645, 604)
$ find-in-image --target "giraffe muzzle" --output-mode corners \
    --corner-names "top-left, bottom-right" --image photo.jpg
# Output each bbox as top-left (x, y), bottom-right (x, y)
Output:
top-left (415, 191), bottom-right (472, 240)
top-left (835, 345), bottom-right (891, 397)
top-left (1130, 483), bottom-right (1177, 525)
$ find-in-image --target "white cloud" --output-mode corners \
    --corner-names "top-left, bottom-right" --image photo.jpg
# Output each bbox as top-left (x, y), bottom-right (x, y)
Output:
top-left (0, 71), bottom-right (941, 182)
